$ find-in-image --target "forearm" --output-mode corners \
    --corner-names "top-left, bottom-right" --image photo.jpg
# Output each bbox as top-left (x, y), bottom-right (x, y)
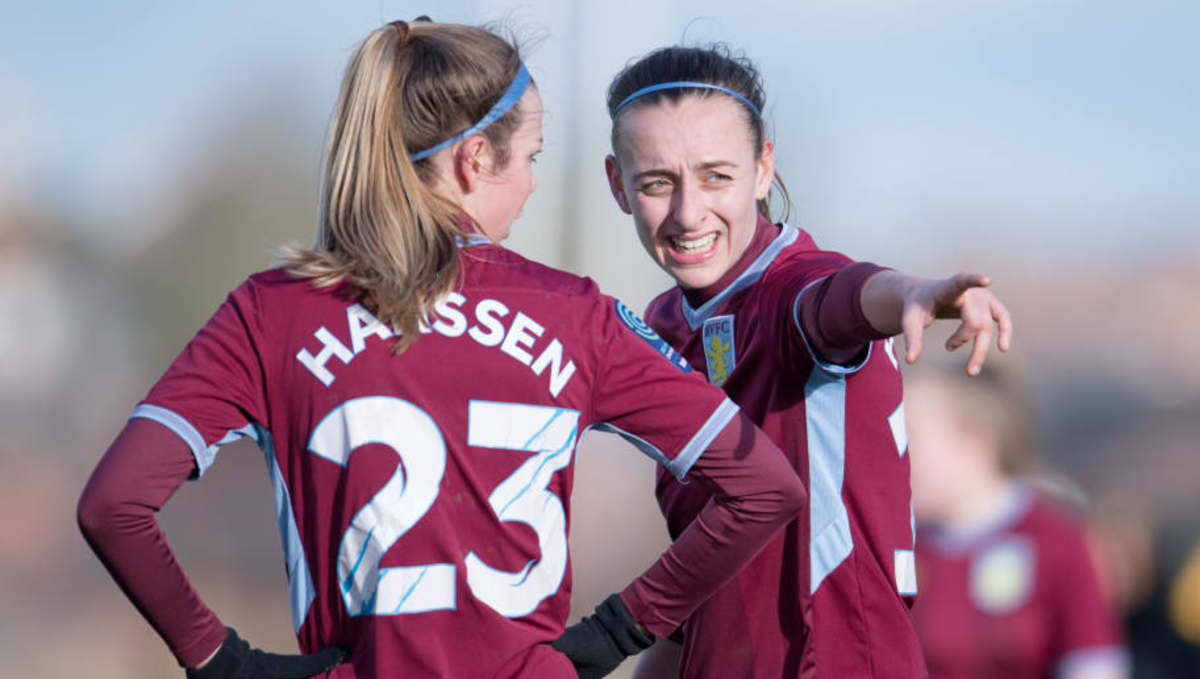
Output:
top-left (77, 418), bottom-right (227, 667)
top-left (858, 269), bottom-right (922, 337)
top-left (619, 413), bottom-right (804, 636)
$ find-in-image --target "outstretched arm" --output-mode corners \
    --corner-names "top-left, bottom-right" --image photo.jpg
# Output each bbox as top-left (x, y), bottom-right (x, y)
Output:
top-left (859, 271), bottom-right (1013, 374)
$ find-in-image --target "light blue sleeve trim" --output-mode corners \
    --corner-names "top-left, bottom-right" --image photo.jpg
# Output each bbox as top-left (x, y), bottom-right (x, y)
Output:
top-left (129, 404), bottom-right (258, 478)
top-left (258, 426), bottom-right (316, 632)
top-left (130, 404), bottom-right (212, 475)
top-left (672, 397), bottom-right (739, 481)
top-left (587, 397), bottom-right (739, 482)
top-left (792, 276), bottom-right (872, 376)
top-left (587, 422), bottom-right (670, 470)
top-left (1056, 646), bottom-right (1131, 679)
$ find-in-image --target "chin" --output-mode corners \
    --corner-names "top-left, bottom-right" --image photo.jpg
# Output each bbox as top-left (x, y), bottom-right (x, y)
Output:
top-left (668, 266), bottom-right (720, 291)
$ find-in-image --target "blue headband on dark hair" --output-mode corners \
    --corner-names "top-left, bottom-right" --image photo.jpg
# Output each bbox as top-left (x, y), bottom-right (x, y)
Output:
top-left (409, 63), bottom-right (532, 162)
top-left (611, 81), bottom-right (761, 119)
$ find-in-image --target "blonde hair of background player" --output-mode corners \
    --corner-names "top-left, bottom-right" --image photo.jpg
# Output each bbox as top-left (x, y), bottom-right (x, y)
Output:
top-left (280, 21), bottom-right (528, 352)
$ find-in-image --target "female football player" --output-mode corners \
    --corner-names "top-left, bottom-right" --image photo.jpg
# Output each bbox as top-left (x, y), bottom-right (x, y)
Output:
top-left (77, 22), bottom-right (806, 679)
top-left (907, 364), bottom-right (1128, 679)
top-left (604, 46), bottom-right (1012, 677)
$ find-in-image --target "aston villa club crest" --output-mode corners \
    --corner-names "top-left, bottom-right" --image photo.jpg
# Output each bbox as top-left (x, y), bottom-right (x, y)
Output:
top-left (970, 538), bottom-right (1034, 614)
top-left (702, 315), bottom-right (736, 386)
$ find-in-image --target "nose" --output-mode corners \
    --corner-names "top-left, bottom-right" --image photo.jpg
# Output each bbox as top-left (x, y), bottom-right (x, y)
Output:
top-left (670, 177), bottom-right (704, 231)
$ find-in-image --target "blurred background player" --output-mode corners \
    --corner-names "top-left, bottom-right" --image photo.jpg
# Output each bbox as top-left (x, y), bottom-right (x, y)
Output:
top-left (605, 45), bottom-right (1011, 678)
top-left (906, 361), bottom-right (1129, 679)
top-left (76, 20), bottom-right (807, 679)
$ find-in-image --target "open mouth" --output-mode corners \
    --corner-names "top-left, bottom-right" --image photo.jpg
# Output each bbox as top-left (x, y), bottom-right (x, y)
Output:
top-left (669, 232), bottom-right (717, 256)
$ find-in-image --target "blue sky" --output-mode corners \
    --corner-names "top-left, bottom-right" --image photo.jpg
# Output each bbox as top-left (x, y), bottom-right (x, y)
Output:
top-left (2, 0), bottom-right (1196, 282)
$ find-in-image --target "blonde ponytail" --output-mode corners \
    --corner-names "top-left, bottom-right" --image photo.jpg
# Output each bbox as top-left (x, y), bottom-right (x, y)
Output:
top-left (281, 21), bottom-right (524, 352)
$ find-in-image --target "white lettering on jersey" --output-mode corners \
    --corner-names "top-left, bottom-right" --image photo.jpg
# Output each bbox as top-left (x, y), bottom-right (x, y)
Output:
top-left (347, 303), bottom-right (394, 352)
top-left (469, 299), bottom-right (509, 347)
top-left (432, 292), bottom-right (468, 337)
top-left (297, 326), bottom-right (355, 386)
top-left (297, 295), bottom-right (576, 397)
top-left (500, 312), bottom-right (543, 366)
top-left (530, 339), bottom-right (575, 398)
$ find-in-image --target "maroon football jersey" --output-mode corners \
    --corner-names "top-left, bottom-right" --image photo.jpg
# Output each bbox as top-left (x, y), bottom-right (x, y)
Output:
top-left (645, 222), bottom-right (924, 678)
top-left (132, 240), bottom-right (740, 678)
top-left (913, 486), bottom-right (1128, 679)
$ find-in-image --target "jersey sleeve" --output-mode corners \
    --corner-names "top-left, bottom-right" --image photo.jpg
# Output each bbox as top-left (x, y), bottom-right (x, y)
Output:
top-left (588, 297), bottom-right (735, 480)
top-left (1050, 521), bottom-right (1130, 677)
top-left (769, 255), bottom-right (888, 374)
top-left (76, 417), bottom-right (228, 667)
top-left (132, 278), bottom-right (269, 477)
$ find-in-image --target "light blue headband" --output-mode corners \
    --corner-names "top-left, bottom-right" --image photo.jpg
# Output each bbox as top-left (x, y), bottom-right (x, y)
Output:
top-left (611, 81), bottom-right (761, 119)
top-left (409, 63), bottom-right (532, 162)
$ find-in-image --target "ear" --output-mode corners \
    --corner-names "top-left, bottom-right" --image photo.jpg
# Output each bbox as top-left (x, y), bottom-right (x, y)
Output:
top-left (754, 139), bottom-right (776, 201)
top-left (455, 134), bottom-right (490, 194)
top-left (605, 154), bottom-right (632, 214)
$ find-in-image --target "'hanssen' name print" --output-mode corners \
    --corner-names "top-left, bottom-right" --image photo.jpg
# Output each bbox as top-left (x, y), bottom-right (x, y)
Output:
top-left (295, 293), bottom-right (575, 397)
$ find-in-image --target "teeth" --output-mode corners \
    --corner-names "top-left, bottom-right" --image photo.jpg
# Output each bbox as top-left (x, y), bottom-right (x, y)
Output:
top-left (672, 233), bottom-right (717, 254)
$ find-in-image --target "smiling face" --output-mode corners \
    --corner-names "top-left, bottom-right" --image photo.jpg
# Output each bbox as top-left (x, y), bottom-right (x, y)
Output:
top-left (607, 94), bottom-right (774, 290)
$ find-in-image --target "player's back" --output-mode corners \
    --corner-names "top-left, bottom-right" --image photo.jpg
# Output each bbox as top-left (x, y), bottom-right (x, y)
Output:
top-left (141, 241), bottom-right (728, 678)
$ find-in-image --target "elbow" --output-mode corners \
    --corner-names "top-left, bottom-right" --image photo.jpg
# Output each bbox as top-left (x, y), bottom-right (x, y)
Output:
top-left (77, 481), bottom-right (122, 544)
top-left (76, 486), bottom-right (106, 542)
top-left (776, 474), bottom-right (806, 520)
top-left (733, 472), bottom-right (805, 526)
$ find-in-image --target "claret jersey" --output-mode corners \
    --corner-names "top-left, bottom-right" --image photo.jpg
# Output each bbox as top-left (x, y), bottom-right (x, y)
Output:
top-left (645, 221), bottom-right (924, 678)
top-left (133, 239), bottom-right (736, 678)
top-left (914, 486), bottom-right (1128, 679)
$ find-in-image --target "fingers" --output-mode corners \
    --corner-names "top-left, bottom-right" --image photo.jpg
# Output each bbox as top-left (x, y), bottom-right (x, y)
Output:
top-left (964, 325), bottom-right (994, 376)
top-left (901, 306), bottom-right (927, 364)
top-left (941, 288), bottom-right (1012, 375)
top-left (932, 272), bottom-right (991, 318)
top-left (993, 296), bottom-right (1013, 352)
top-left (943, 321), bottom-right (973, 353)
top-left (951, 271), bottom-right (990, 293)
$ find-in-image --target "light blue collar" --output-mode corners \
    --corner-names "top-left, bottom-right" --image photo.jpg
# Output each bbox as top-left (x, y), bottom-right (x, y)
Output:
top-left (680, 222), bottom-right (799, 331)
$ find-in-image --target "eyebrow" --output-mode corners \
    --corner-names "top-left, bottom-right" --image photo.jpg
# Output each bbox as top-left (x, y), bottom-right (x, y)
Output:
top-left (632, 160), bottom-right (738, 182)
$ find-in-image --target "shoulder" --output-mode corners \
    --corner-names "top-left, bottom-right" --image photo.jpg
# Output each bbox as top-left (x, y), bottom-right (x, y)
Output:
top-left (461, 245), bottom-right (599, 300)
top-left (241, 267), bottom-right (333, 299)
top-left (229, 268), bottom-right (358, 318)
top-left (1009, 492), bottom-right (1098, 568)
top-left (765, 226), bottom-right (856, 284)
top-left (1021, 493), bottom-right (1089, 539)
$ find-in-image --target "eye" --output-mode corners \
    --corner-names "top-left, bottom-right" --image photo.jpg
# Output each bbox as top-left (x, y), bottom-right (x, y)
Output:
top-left (528, 153), bottom-right (540, 165)
top-left (705, 170), bottom-right (732, 183)
top-left (640, 178), bottom-right (671, 194)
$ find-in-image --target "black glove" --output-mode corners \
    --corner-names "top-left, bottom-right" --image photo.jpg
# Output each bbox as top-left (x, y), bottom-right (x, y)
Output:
top-left (186, 627), bottom-right (348, 679)
top-left (552, 594), bottom-right (655, 678)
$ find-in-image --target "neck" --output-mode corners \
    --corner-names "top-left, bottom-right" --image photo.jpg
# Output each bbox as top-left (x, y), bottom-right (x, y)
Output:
top-left (682, 213), bottom-right (779, 307)
top-left (939, 477), bottom-right (1022, 538)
